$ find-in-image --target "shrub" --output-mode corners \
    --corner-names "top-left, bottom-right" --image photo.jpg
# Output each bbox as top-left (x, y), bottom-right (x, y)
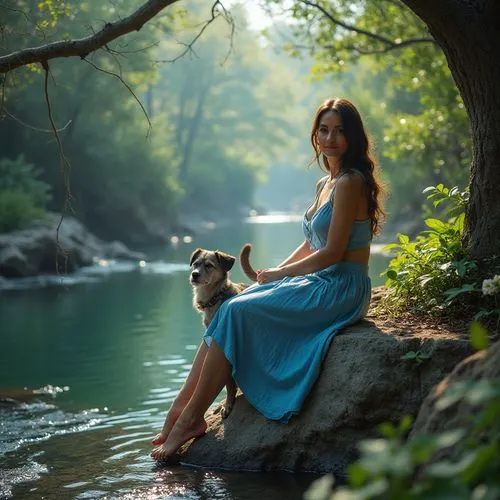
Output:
top-left (0, 155), bottom-right (51, 232)
top-left (379, 184), bottom-right (500, 329)
top-left (381, 184), bottom-right (473, 314)
top-left (0, 189), bottom-right (47, 232)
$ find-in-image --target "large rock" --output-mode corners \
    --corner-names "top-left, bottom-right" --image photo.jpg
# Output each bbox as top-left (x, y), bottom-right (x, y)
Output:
top-left (178, 318), bottom-right (473, 476)
top-left (0, 213), bottom-right (146, 278)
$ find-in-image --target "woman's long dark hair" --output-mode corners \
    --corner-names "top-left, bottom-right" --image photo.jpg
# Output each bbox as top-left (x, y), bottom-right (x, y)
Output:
top-left (310, 97), bottom-right (385, 236)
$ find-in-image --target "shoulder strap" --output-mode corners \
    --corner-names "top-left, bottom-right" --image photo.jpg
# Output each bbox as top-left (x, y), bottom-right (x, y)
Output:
top-left (313, 175), bottom-right (329, 203)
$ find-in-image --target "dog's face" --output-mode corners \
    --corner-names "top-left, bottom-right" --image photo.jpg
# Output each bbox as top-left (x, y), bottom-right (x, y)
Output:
top-left (189, 248), bottom-right (236, 287)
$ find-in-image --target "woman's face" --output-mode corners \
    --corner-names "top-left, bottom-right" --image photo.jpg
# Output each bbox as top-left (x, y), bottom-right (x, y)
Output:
top-left (316, 110), bottom-right (348, 159)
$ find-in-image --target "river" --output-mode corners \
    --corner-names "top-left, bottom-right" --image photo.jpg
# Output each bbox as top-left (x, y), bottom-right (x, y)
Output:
top-left (0, 215), bottom-right (390, 499)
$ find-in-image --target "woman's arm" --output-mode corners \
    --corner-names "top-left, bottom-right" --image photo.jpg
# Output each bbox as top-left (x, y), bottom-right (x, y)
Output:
top-left (278, 240), bottom-right (315, 268)
top-left (257, 174), bottom-right (365, 283)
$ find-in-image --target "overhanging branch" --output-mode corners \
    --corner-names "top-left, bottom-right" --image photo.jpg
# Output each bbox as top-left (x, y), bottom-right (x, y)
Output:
top-left (299, 0), bottom-right (435, 51)
top-left (0, 0), bottom-right (181, 73)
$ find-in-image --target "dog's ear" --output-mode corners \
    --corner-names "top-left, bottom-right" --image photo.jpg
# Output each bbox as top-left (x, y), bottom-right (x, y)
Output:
top-left (190, 248), bottom-right (203, 266)
top-left (215, 251), bottom-right (236, 272)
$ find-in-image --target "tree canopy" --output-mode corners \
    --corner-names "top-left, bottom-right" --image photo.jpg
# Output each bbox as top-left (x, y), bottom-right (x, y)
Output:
top-left (1, 0), bottom-right (499, 263)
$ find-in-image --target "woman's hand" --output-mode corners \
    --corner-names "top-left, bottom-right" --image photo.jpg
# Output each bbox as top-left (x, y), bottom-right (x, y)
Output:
top-left (256, 267), bottom-right (286, 284)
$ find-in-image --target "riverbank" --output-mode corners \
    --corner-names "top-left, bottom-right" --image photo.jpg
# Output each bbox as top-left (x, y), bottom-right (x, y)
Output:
top-left (0, 208), bottom-right (260, 281)
top-left (0, 213), bottom-right (147, 280)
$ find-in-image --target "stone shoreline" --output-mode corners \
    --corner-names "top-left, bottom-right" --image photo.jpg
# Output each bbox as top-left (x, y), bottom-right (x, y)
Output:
top-left (0, 213), bottom-right (146, 279)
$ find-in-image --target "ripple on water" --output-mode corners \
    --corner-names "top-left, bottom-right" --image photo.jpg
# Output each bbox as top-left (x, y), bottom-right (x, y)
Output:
top-left (0, 461), bottom-right (48, 499)
top-left (0, 402), bottom-right (104, 455)
top-left (139, 262), bottom-right (189, 275)
top-left (0, 398), bottom-right (108, 499)
top-left (0, 259), bottom-right (189, 293)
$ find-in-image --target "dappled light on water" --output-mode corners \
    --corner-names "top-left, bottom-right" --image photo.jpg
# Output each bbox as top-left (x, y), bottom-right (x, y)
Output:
top-left (0, 260), bottom-right (189, 291)
top-left (0, 218), bottom-right (389, 498)
top-left (245, 213), bottom-right (304, 224)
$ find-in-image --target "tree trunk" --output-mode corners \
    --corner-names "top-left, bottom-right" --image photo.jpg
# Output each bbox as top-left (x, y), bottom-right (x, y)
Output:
top-left (403, 0), bottom-right (500, 261)
top-left (178, 66), bottom-right (214, 182)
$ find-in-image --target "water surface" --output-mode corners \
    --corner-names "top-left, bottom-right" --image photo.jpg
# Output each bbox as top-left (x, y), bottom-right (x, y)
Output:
top-left (0, 216), bottom-right (389, 499)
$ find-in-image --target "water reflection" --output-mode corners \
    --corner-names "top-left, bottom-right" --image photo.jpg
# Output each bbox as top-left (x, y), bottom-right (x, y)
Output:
top-left (0, 217), bottom-right (390, 499)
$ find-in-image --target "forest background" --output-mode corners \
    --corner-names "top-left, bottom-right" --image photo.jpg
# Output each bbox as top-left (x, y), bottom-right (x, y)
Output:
top-left (0, 0), bottom-right (470, 248)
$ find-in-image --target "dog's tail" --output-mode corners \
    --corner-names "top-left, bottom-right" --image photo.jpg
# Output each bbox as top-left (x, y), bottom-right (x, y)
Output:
top-left (240, 243), bottom-right (258, 282)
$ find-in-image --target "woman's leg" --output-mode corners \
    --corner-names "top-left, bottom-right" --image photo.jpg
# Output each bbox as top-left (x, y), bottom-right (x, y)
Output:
top-left (151, 341), bottom-right (230, 460)
top-left (151, 341), bottom-right (208, 445)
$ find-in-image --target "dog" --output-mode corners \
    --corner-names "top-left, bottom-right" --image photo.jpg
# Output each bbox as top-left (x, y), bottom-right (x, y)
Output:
top-left (189, 243), bottom-right (257, 418)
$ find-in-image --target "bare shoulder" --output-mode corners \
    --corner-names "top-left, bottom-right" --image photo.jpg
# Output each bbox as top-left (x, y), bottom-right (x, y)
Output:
top-left (335, 170), bottom-right (365, 193)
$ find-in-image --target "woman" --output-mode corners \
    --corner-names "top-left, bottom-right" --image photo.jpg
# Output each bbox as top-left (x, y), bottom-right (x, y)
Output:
top-left (151, 97), bottom-right (385, 460)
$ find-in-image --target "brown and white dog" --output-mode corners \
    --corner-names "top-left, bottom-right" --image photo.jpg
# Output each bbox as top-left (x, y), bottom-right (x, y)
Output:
top-left (189, 243), bottom-right (256, 418)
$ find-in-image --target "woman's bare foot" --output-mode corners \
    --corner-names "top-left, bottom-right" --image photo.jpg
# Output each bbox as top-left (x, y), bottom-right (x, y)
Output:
top-left (151, 403), bottom-right (185, 445)
top-left (150, 416), bottom-right (207, 461)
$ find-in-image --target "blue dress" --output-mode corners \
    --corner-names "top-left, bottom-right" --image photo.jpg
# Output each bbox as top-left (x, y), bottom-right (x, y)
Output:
top-left (203, 176), bottom-right (372, 423)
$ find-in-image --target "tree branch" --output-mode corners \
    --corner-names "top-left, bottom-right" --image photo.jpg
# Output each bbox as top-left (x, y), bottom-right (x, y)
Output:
top-left (286, 37), bottom-right (436, 57)
top-left (298, 0), bottom-right (435, 51)
top-left (158, 0), bottom-right (234, 64)
top-left (0, 0), bottom-right (181, 73)
top-left (84, 56), bottom-right (152, 136)
top-left (346, 37), bottom-right (437, 55)
top-left (2, 105), bottom-right (72, 132)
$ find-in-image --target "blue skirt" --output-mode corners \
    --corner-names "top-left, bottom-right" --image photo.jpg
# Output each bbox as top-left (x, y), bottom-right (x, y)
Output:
top-left (203, 262), bottom-right (371, 423)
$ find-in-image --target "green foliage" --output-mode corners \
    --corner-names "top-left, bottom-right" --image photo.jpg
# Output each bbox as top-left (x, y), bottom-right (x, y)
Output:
top-left (0, 190), bottom-right (47, 232)
top-left (304, 324), bottom-right (500, 500)
top-left (264, 0), bottom-right (470, 217)
top-left (1, 0), bottom-right (306, 243)
top-left (37, 0), bottom-right (72, 28)
top-left (400, 351), bottom-right (431, 367)
top-left (382, 184), bottom-right (473, 313)
top-left (470, 321), bottom-right (490, 351)
top-left (0, 155), bottom-right (52, 207)
top-left (381, 184), bottom-right (500, 328)
top-left (0, 155), bottom-right (51, 232)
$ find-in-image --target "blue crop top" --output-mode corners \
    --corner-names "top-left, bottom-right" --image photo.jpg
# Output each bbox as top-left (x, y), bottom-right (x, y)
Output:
top-left (302, 172), bottom-right (372, 251)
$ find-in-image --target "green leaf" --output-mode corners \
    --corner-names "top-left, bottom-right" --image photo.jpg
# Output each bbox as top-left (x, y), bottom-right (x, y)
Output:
top-left (454, 259), bottom-right (467, 277)
top-left (425, 218), bottom-right (448, 232)
top-left (464, 380), bottom-right (500, 405)
top-left (435, 381), bottom-right (471, 410)
top-left (398, 234), bottom-right (410, 244)
top-left (426, 453), bottom-right (475, 478)
top-left (357, 478), bottom-right (389, 498)
top-left (472, 483), bottom-right (500, 500)
top-left (473, 309), bottom-right (496, 320)
top-left (462, 445), bottom-right (498, 484)
top-left (444, 284), bottom-right (476, 302)
top-left (399, 414), bottom-right (414, 433)
top-left (386, 269), bottom-right (398, 280)
top-left (433, 429), bottom-right (466, 450)
top-left (378, 422), bottom-right (396, 438)
top-left (304, 474), bottom-right (335, 500)
top-left (401, 351), bottom-right (417, 360)
top-left (348, 464), bottom-right (370, 488)
top-left (470, 321), bottom-right (490, 351)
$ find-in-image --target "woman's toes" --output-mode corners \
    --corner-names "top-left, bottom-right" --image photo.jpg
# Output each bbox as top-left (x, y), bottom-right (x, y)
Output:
top-left (151, 445), bottom-right (168, 461)
top-left (151, 433), bottom-right (166, 445)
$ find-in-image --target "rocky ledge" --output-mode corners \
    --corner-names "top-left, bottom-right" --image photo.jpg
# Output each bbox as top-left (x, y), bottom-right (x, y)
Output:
top-left (0, 213), bottom-right (146, 279)
top-left (173, 312), bottom-right (474, 477)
